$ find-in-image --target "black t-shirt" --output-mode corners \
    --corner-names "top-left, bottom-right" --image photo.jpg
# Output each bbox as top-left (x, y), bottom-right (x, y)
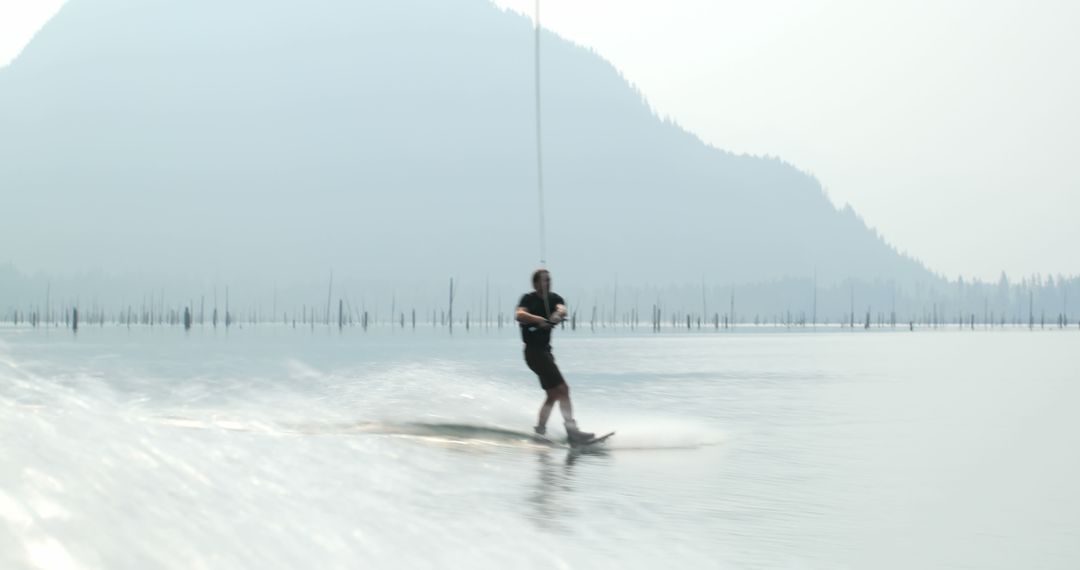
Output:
top-left (517, 291), bottom-right (565, 347)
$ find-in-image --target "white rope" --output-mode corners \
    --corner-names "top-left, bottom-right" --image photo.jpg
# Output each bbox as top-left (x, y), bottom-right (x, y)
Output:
top-left (534, 0), bottom-right (547, 269)
top-left (534, 0), bottom-right (552, 320)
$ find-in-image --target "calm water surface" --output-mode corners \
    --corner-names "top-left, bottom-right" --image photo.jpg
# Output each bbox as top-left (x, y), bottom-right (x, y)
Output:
top-left (1, 325), bottom-right (1077, 569)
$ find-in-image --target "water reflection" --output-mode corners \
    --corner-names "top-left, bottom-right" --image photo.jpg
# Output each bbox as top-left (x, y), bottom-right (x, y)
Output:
top-left (527, 447), bottom-right (610, 531)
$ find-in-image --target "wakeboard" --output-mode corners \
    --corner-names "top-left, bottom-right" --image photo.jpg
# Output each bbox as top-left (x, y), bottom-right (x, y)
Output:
top-left (529, 433), bottom-right (559, 446)
top-left (570, 431), bottom-right (615, 448)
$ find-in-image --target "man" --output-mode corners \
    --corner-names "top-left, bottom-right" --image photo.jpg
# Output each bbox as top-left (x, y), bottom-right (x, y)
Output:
top-left (516, 268), bottom-right (594, 443)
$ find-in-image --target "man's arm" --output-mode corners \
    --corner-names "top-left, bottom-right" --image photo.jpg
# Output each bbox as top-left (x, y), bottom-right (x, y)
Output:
top-left (549, 304), bottom-right (569, 323)
top-left (516, 307), bottom-right (552, 327)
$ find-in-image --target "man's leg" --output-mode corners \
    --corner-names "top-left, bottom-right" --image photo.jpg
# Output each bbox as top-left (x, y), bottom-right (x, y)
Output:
top-left (554, 383), bottom-right (573, 422)
top-left (539, 384), bottom-right (572, 425)
top-left (531, 350), bottom-right (590, 440)
top-left (555, 383), bottom-right (595, 442)
top-left (537, 387), bottom-right (559, 431)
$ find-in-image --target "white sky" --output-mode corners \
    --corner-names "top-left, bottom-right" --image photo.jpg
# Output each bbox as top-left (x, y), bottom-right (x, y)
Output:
top-left (2, 0), bottom-right (1077, 281)
top-left (0, 0), bottom-right (64, 67)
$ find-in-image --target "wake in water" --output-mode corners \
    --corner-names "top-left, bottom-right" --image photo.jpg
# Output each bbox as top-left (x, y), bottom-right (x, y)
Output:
top-left (0, 337), bottom-right (728, 569)
top-left (152, 417), bottom-right (725, 453)
top-left (139, 356), bottom-right (726, 453)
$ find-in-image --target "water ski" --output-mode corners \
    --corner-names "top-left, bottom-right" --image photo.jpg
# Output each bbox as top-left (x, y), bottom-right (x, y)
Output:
top-left (529, 432), bottom-right (559, 446)
top-left (570, 431), bottom-right (615, 448)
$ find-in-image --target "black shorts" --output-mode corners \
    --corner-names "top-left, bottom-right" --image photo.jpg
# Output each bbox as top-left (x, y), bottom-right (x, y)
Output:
top-left (524, 346), bottom-right (566, 391)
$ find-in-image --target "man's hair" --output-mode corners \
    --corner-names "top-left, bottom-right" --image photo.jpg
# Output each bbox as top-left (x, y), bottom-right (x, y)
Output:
top-left (531, 268), bottom-right (550, 287)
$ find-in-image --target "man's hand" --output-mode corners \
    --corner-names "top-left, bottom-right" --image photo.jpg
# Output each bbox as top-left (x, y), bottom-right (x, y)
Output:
top-left (518, 308), bottom-right (551, 328)
top-left (553, 304), bottom-right (568, 324)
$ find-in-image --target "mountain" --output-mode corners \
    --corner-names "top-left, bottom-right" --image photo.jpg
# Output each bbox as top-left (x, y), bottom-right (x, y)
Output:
top-left (0, 0), bottom-right (938, 297)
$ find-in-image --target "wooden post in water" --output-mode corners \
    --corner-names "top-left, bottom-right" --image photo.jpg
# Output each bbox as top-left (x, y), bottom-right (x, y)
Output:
top-left (448, 278), bottom-right (455, 335)
top-left (849, 284), bottom-right (855, 329)
top-left (613, 276), bottom-right (619, 329)
top-left (72, 307), bottom-right (78, 332)
top-left (1029, 291), bottom-right (1034, 330)
top-left (325, 271), bottom-right (334, 327)
top-left (730, 288), bottom-right (735, 331)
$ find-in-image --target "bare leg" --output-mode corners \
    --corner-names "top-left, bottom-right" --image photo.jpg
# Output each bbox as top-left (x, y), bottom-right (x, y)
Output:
top-left (555, 383), bottom-right (573, 422)
top-left (538, 384), bottom-right (574, 427)
top-left (537, 387), bottom-right (559, 429)
top-left (555, 383), bottom-right (593, 441)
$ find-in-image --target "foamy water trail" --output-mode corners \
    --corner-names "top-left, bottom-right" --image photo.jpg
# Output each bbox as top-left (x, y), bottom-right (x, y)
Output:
top-left (0, 338), bottom-right (726, 569)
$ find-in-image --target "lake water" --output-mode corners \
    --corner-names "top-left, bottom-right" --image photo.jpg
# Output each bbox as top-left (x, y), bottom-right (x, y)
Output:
top-left (2, 324), bottom-right (1077, 569)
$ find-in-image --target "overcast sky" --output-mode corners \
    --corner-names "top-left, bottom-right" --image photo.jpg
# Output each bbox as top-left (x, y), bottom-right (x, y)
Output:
top-left (2, 0), bottom-right (1077, 281)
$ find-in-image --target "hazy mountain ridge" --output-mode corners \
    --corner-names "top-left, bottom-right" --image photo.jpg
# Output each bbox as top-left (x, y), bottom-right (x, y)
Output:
top-left (1, 0), bottom-right (938, 298)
